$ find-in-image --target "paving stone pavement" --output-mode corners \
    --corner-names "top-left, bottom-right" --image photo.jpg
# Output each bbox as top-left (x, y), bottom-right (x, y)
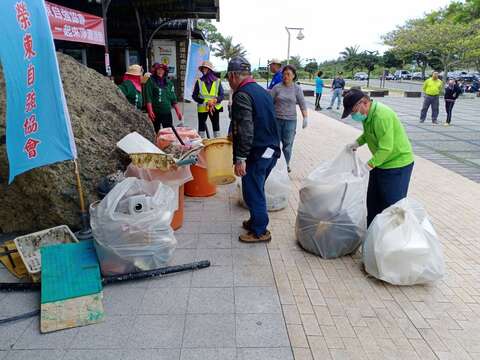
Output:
top-left (0, 102), bottom-right (479, 359)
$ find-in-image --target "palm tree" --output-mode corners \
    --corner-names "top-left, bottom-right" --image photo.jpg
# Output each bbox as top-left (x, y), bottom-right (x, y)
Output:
top-left (340, 45), bottom-right (361, 78)
top-left (213, 36), bottom-right (247, 63)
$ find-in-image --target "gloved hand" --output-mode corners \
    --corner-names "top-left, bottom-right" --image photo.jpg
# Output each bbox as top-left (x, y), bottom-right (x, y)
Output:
top-left (346, 141), bottom-right (359, 151)
top-left (146, 103), bottom-right (155, 122)
top-left (302, 117), bottom-right (309, 129)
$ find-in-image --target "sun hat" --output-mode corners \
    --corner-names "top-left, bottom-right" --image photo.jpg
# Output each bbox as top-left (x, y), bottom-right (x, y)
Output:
top-left (198, 60), bottom-right (215, 72)
top-left (125, 64), bottom-right (143, 76)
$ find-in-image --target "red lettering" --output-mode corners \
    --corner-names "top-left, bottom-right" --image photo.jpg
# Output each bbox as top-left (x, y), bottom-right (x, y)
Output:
top-left (25, 90), bottom-right (36, 113)
top-left (27, 64), bottom-right (35, 87)
top-left (23, 114), bottom-right (38, 135)
top-left (24, 138), bottom-right (40, 159)
top-left (23, 33), bottom-right (36, 60)
top-left (15, 2), bottom-right (31, 31)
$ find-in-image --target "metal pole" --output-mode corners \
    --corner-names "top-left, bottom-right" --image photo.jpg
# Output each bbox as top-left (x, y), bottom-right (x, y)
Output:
top-left (102, 0), bottom-right (112, 77)
top-left (286, 27), bottom-right (291, 64)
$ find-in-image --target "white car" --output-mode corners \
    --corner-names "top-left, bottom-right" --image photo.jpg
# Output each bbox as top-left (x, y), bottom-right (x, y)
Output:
top-left (354, 72), bottom-right (369, 81)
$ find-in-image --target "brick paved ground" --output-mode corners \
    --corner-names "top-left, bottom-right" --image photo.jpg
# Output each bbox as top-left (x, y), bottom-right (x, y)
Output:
top-left (0, 102), bottom-right (479, 359)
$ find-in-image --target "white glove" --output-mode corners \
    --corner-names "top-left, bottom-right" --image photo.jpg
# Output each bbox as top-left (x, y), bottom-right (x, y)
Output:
top-left (302, 117), bottom-right (309, 129)
top-left (346, 141), bottom-right (359, 151)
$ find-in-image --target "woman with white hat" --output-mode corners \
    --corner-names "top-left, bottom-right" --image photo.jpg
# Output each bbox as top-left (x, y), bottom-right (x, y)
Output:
top-left (192, 61), bottom-right (224, 138)
top-left (118, 64), bottom-right (144, 110)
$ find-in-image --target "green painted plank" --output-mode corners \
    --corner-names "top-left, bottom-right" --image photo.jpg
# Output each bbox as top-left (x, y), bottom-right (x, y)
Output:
top-left (41, 240), bottom-right (102, 304)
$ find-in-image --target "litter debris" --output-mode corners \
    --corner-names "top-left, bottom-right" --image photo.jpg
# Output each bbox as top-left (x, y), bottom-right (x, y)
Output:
top-left (40, 240), bottom-right (103, 333)
top-left (362, 198), bottom-right (446, 285)
top-left (296, 149), bottom-right (369, 259)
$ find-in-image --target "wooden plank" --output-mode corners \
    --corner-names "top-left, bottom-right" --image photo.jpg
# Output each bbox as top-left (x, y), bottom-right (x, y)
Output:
top-left (40, 292), bottom-right (105, 333)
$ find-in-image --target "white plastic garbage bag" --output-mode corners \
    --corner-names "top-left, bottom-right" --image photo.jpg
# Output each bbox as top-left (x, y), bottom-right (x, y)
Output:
top-left (237, 155), bottom-right (291, 212)
top-left (296, 149), bottom-right (369, 259)
top-left (362, 198), bottom-right (445, 285)
top-left (90, 177), bottom-right (177, 275)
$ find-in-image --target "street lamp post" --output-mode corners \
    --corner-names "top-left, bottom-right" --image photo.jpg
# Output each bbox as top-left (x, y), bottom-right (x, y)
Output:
top-left (285, 27), bottom-right (305, 64)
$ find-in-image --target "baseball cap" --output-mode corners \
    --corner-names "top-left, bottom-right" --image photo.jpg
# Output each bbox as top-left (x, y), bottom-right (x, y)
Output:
top-left (268, 58), bottom-right (282, 65)
top-left (341, 89), bottom-right (367, 119)
top-left (226, 57), bottom-right (251, 75)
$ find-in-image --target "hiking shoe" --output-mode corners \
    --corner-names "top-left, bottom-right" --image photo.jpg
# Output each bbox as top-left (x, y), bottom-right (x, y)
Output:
top-left (432, 121), bottom-right (439, 125)
top-left (239, 230), bottom-right (271, 243)
top-left (419, 120), bottom-right (425, 123)
top-left (242, 219), bottom-right (251, 231)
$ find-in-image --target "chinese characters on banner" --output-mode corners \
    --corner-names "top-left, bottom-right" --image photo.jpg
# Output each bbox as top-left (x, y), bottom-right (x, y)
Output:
top-left (0, 0), bottom-right (77, 183)
top-left (45, 1), bottom-right (104, 46)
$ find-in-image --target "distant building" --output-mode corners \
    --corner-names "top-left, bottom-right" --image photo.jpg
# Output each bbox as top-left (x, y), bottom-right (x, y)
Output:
top-left (50, 0), bottom-right (219, 100)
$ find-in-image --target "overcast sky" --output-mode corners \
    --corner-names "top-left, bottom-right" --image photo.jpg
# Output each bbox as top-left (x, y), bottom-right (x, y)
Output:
top-left (210, 0), bottom-right (452, 70)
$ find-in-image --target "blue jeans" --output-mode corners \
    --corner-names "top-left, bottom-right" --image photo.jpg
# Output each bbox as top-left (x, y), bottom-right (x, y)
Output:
top-left (367, 162), bottom-right (414, 226)
top-left (242, 157), bottom-right (278, 236)
top-left (276, 118), bottom-right (297, 166)
top-left (330, 88), bottom-right (343, 108)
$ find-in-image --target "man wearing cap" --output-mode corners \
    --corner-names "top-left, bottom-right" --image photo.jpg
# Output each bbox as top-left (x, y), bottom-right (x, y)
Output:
top-left (192, 61), bottom-right (224, 138)
top-left (267, 59), bottom-right (283, 90)
top-left (227, 57), bottom-right (281, 242)
top-left (343, 89), bottom-right (414, 226)
top-left (327, 72), bottom-right (345, 110)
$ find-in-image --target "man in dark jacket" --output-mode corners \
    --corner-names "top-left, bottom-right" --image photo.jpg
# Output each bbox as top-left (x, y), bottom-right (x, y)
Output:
top-left (327, 72), bottom-right (345, 110)
top-left (444, 79), bottom-right (462, 126)
top-left (227, 57), bottom-right (281, 242)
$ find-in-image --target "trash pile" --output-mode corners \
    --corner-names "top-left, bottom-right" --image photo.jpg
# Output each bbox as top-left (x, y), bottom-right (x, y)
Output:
top-left (0, 53), bottom-right (155, 233)
top-left (296, 149), bottom-right (369, 259)
top-left (363, 198), bottom-right (445, 285)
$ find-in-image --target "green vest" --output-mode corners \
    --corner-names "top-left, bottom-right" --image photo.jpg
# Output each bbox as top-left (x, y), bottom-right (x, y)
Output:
top-left (197, 79), bottom-right (223, 113)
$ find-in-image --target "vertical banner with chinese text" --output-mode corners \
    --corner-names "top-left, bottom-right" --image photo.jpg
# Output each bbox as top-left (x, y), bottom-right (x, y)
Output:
top-left (183, 41), bottom-right (210, 102)
top-left (0, 0), bottom-right (77, 183)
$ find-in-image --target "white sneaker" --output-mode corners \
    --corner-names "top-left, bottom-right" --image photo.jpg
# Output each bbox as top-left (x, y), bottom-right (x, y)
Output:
top-left (199, 131), bottom-right (207, 138)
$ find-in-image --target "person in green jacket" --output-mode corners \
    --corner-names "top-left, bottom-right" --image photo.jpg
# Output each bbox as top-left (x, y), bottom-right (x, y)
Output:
top-left (342, 89), bottom-right (415, 226)
top-left (118, 64), bottom-right (143, 110)
top-left (144, 63), bottom-right (183, 133)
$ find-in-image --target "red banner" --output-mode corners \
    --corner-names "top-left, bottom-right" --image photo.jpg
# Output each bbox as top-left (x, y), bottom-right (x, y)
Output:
top-left (45, 1), bottom-right (105, 46)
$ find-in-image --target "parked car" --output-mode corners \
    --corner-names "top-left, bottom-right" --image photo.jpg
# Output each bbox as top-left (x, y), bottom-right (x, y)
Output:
top-left (394, 70), bottom-right (412, 80)
top-left (384, 73), bottom-right (395, 80)
top-left (354, 72), bottom-right (369, 81)
top-left (459, 72), bottom-right (479, 82)
top-left (411, 72), bottom-right (425, 80)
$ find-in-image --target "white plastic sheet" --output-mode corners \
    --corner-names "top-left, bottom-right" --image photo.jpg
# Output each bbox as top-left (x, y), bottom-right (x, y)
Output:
top-left (362, 198), bottom-right (445, 285)
top-left (237, 155), bottom-right (291, 212)
top-left (296, 149), bottom-right (369, 258)
top-left (90, 177), bottom-right (177, 275)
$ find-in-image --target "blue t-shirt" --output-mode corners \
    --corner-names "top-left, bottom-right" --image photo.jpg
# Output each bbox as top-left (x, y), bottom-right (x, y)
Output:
top-left (268, 70), bottom-right (283, 90)
top-left (315, 77), bottom-right (324, 94)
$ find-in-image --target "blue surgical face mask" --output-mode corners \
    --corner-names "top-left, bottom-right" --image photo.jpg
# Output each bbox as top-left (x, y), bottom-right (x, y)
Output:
top-left (351, 112), bottom-right (367, 122)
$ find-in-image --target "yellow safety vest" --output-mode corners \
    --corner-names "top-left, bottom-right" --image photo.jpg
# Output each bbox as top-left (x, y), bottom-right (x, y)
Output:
top-left (197, 79), bottom-right (223, 113)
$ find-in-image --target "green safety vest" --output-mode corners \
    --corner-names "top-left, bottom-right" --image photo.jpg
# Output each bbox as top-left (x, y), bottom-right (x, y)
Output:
top-left (197, 79), bottom-right (223, 113)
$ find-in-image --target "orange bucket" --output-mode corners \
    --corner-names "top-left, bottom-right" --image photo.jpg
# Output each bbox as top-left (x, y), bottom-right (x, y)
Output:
top-left (185, 165), bottom-right (217, 197)
top-left (171, 185), bottom-right (185, 230)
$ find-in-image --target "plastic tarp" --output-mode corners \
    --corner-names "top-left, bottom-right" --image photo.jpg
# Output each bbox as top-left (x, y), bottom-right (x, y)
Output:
top-left (237, 155), bottom-right (291, 212)
top-left (296, 149), bottom-right (369, 259)
top-left (90, 177), bottom-right (177, 275)
top-left (362, 198), bottom-right (445, 285)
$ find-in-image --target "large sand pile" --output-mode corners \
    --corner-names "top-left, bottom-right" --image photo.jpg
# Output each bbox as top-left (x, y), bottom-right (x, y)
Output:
top-left (0, 53), bottom-right (155, 232)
